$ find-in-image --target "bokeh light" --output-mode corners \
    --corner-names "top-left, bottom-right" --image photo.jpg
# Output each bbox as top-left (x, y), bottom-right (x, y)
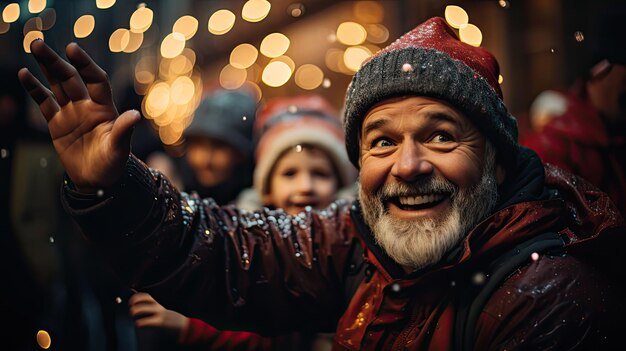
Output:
top-left (123, 31), bottom-right (143, 53)
top-left (74, 15), bottom-right (95, 38)
top-left (459, 23), bottom-right (482, 47)
top-left (336, 22), bottom-right (367, 46)
top-left (170, 76), bottom-right (195, 105)
top-left (3, 3), bottom-right (20, 23)
top-left (28, 0), bottom-right (46, 14)
top-left (444, 5), bottom-right (469, 29)
top-left (39, 8), bottom-right (56, 30)
top-left (241, 0), bottom-right (271, 23)
top-left (24, 17), bottom-right (43, 34)
top-left (230, 43), bottom-right (258, 69)
top-left (260, 32), bottom-right (290, 58)
top-left (343, 46), bottom-right (372, 71)
top-left (160, 32), bottom-right (185, 58)
top-left (353, 1), bottom-right (384, 23)
top-left (109, 28), bottom-right (130, 52)
top-left (23, 30), bottom-right (44, 53)
top-left (208, 9), bottom-right (235, 35)
top-left (262, 60), bottom-right (292, 87)
top-left (96, 0), bottom-right (116, 9)
top-left (295, 64), bottom-right (324, 90)
top-left (173, 15), bottom-right (198, 40)
top-left (36, 330), bottom-right (51, 349)
top-left (219, 64), bottom-right (247, 89)
top-left (130, 4), bottom-right (153, 33)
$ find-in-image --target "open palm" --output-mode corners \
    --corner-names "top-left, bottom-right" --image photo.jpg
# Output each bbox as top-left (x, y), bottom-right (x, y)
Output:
top-left (18, 40), bottom-right (139, 192)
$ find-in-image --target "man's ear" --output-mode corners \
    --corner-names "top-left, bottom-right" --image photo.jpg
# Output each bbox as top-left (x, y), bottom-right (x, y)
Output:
top-left (496, 164), bottom-right (506, 185)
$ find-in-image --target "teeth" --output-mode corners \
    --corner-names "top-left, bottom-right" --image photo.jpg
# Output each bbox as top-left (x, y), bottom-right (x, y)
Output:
top-left (398, 194), bottom-right (445, 206)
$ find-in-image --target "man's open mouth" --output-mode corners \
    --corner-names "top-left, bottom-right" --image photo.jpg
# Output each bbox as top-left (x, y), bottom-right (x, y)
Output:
top-left (389, 193), bottom-right (449, 211)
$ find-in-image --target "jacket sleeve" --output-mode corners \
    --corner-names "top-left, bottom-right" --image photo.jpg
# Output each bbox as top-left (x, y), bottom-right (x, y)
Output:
top-left (179, 318), bottom-right (274, 351)
top-left (62, 155), bottom-right (359, 334)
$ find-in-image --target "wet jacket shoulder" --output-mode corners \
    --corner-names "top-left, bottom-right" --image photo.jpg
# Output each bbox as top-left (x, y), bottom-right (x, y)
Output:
top-left (62, 155), bottom-right (360, 334)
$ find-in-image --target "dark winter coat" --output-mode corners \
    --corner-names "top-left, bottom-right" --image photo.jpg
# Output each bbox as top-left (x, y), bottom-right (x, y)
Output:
top-left (63, 148), bottom-right (625, 350)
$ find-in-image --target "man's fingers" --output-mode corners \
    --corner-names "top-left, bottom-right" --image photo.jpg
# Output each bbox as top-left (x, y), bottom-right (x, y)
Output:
top-left (111, 110), bottom-right (141, 150)
top-left (18, 68), bottom-right (61, 121)
top-left (30, 39), bottom-right (90, 103)
top-left (66, 43), bottom-right (114, 106)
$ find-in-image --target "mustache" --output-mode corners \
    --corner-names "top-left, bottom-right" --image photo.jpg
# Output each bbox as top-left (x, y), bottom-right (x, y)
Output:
top-left (376, 176), bottom-right (457, 200)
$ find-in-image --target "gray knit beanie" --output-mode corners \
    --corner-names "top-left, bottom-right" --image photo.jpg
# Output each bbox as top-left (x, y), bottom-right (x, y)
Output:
top-left (185, 89), bottom-right (257, 159)
top-left (343, 17), bottom-right (519, 169)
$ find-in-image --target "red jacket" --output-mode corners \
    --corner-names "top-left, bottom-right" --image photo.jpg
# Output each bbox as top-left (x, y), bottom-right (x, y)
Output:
top-left (63, 151), bottom-right (625, 350)
top-left (522, 86), bottom-right (626, 217)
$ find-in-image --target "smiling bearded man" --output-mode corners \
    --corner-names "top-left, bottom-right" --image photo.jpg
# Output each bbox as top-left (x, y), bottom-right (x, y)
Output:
top-left (359, 140), bottom-right (498, 271)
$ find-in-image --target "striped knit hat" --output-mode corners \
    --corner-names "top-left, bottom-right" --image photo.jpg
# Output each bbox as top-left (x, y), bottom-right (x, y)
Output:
top-left (254, 95), bottom-right (356, 196)
top-left (343, 17), bottom-right (519, 169)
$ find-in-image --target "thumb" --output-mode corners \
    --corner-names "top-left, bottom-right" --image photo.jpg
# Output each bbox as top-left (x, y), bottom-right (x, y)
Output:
top-left (111, 109), bottom-right (141, 150)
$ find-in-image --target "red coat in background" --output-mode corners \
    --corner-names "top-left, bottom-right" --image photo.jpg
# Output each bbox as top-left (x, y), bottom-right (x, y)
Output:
top-left (522, 84), bottom-right (626, 217)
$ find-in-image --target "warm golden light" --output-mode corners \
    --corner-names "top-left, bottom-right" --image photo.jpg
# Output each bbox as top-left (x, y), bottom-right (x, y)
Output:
top-left (230, 43), bottom-right (258, 69)
top-left (170, 76), bottom-right (195, 105)
top-left (159, 125), bottom-right (183, 145)
top-left (459, 23), bottom-right (482, 47)
top-left (23, 30), bottom-right (44, 53)
top-left (160, 32), bottom-right (185, 58)
top-left (445, 5), bottom-right (469, 29)
top-left (295, 64), bottom-right (324, 90)
top-left (208, 9), bottom-right (235, 35)
top-left (353, 1), bottom-right (384, 23)
top-left (336, 22), bottom-right (367, 46)
top-left (36, 330), bottom-right (51, 349)
top-left (123, 31), bottom-right (143, 53)
top-left (74, 15), bottom-right (95, 39)
top-left (173, 15), bottom-right (198, 40)
top-left (109, 28), bottom-right (130, 52)
top-left (169, 54), bottom-right (194, 76)
top-left (28, 0), bottom-right (46, 14)
top-left (219, 64), bottom-right (247, 89)
top-left (96, 0), bottom-right (116, 9)
top-left (261, 61), bottom-right (292, 87)
top-left (241, 0), bottom-right (271, 23)
top-left (271, 55), bottom-right (295, 71)
top-left (130, 4), bottom-right (153, 33)
top-left (145, 81), bottom-right (170, 117)
top-left (3, 3), bottom-right (20, 23)
top-left (498, 74), bottom-right (504, 84)
top-left (343, 46), bottom-right (371, 71)
top-left (366, 24), bottom-right (389, 44)
top-left (260, 32), bottom-right (289, 58)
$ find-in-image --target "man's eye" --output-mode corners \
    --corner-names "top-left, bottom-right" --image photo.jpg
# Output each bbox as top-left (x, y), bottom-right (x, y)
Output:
top-left (372, 138), bottom-right (394, 148)
top-left (432, 132), bottom-right (453, 143)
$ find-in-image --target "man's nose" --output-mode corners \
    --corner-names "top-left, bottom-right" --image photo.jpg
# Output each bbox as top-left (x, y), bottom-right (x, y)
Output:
top-left (390, 142), bottom-right (433, 182)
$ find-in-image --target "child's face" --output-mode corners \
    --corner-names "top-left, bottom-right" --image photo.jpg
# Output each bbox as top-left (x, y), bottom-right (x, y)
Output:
top-left (186, 136), bottom-right (244, 188)
top-left (264, 146), bottom-right (339, 215)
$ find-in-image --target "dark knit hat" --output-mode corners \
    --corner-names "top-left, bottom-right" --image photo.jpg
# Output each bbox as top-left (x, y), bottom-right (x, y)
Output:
top-left (185, 89), bottom-right (257, 159)
top-left (343, 17), bottom-right (518, 169)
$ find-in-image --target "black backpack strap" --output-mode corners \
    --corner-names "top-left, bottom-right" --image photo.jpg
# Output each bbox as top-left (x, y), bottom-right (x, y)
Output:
top-left (455, 232), bottom-right (566, 351)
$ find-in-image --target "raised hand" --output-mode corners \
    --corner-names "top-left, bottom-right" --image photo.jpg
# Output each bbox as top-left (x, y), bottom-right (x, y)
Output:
top-left (18, 40), bottom-right (140, 192)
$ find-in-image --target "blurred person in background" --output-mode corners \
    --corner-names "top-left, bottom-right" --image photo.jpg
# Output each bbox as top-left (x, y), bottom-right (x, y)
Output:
top-left (522, 6), bottom-right (626, 216)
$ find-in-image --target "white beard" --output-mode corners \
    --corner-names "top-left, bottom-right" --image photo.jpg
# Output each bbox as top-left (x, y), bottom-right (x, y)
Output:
top-left (359, 143), bottom-right (499, 271)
